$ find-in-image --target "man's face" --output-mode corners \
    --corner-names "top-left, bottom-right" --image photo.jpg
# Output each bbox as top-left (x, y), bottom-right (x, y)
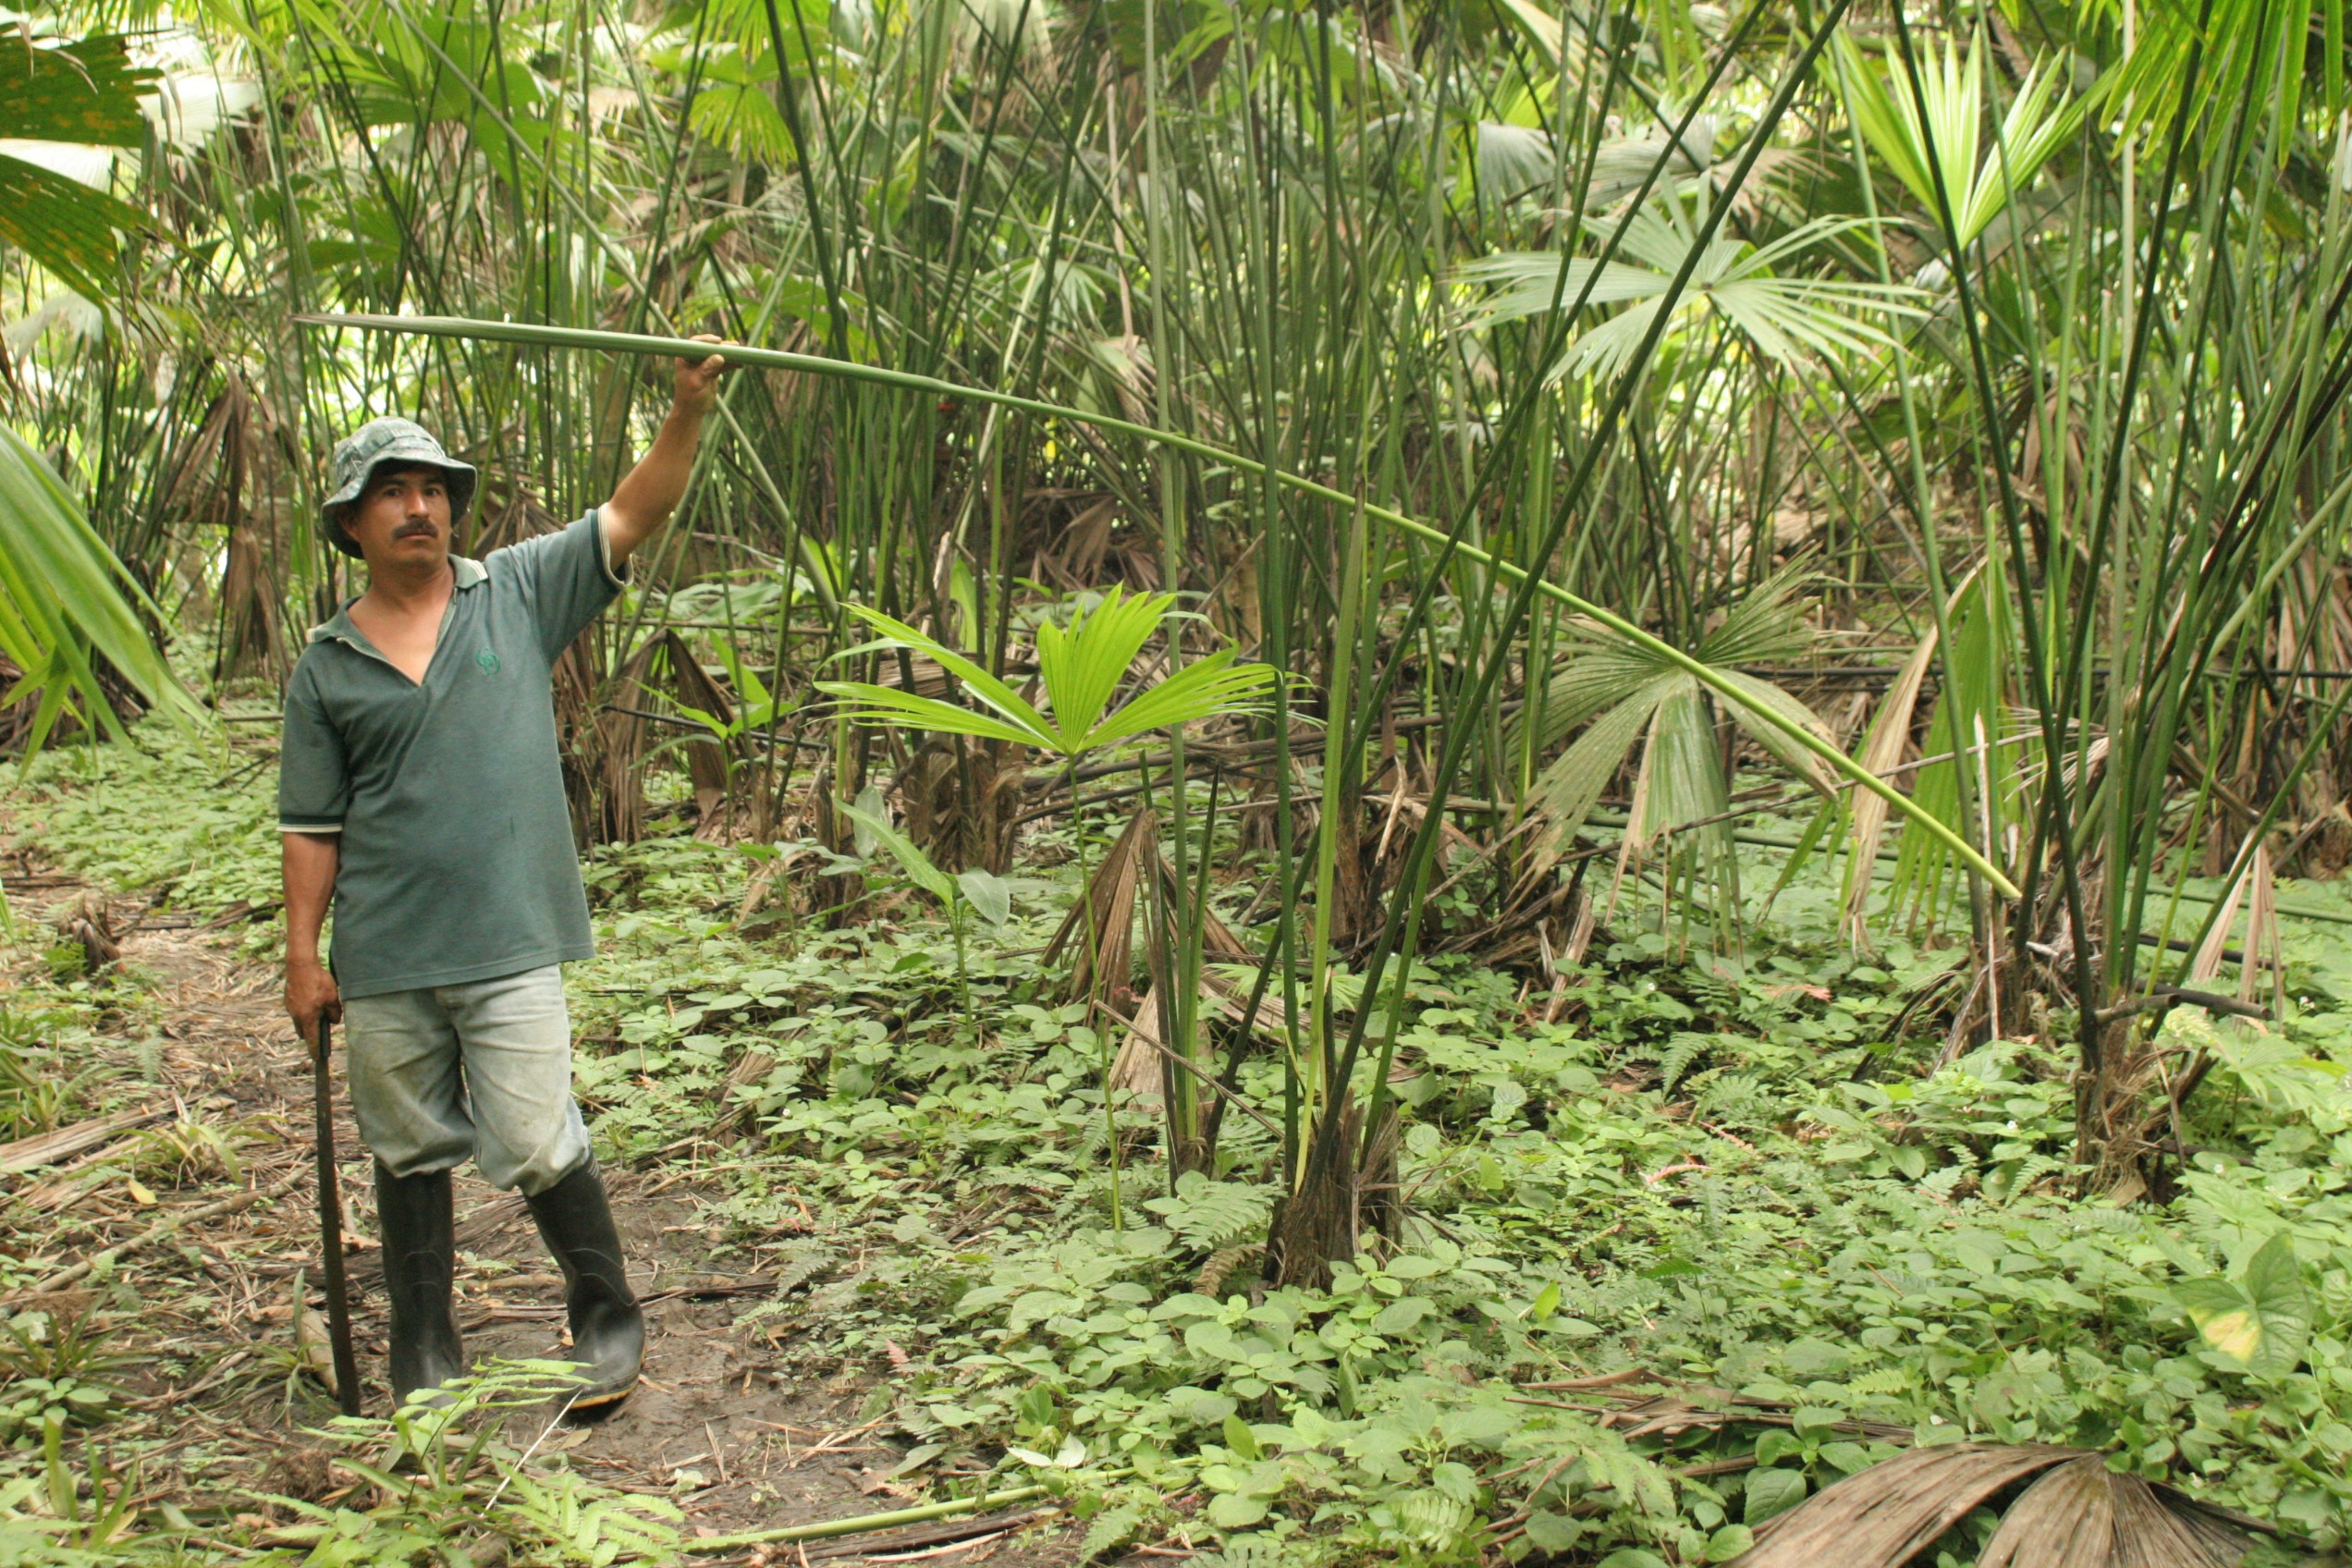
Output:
top-left (344, 465), bottom-right (454, 570)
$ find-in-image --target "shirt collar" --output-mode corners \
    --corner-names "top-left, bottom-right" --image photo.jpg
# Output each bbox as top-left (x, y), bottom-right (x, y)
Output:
top-left (306, 557), bottom-right (485, 643)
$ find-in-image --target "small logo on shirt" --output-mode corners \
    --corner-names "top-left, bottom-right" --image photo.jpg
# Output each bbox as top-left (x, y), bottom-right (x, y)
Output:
top-left (476, 647), bottom-right (501, 674)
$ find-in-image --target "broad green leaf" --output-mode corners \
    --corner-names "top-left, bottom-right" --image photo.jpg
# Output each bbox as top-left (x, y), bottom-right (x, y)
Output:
top-left (956, 869), bottom-right (1012, 928)
top-left (1711, 669), bottom-right (1841, 796)
top-left (0, 154), bottom-right (148, 300)
top-left (831, 591), bottom-right (1269, 760)
top-left (1459, 209), bottom-right (1922, 380)
top-left (836, 604), bottom-right (1056, 741)
top-left (674, 703), bottom-right (729, 739)
top-left (1519, 562), bottom-right (1838, 895)
top-left (1076, 648), bottom-right (1277, 752)
top-left (1637, 682), bottom-right (1733, 848)
top-left (1525, 677), bottom-right (1673, 860)
top-left (1525, 1511), bottom-right (1581, 1553)
top-left (0, 34), bottom-right (155, 145)
top-left (1035, 586), bottom-right (1169, 750)
top-left (0, 36), bottom-right (156, 297)
top-left (837, 796), bottom-right (955, 905)
top-left (1528, 641), bottom-right (1665, 748)
top-left (1744, 1465), bottom-right (1807, 1524)
top-left (2173, 1231), bottom-right (2310, 1378)
top-left (716, 642), bottom-right (772, 709)
top-left (1833, 31), bottom-right (2088, 248)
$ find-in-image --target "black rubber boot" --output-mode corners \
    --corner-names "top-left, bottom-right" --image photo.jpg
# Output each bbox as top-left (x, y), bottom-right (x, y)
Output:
top-left (524, 1159), bottom-right (643, 1408)
top-left (374, 1161), bottom-right (465, 1407)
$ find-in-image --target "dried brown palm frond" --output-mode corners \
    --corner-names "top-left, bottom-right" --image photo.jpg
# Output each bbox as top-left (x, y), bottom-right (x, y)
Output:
top-left (1844, 622), bottom-right (1941, 947)
top-left (214, 526), bottom-right (283, 683)
top-left (1041, 806), bottom-right (1157, 1011)
top-left (660, 629), bottom-right (741, 835)
top-left (1109, 986), bottom-right (1176, 1105)
top-left (157, 377), bottom-right (288, 684)
top-left (1109, 889), bottom-right (1271, 1104)
top-left (1729, 1442), bottom-right (2262, 1568)
top-left (557, 634), bottom-right (654, 848)
top-left (1976, 1455), bottom-right (2259, 1568)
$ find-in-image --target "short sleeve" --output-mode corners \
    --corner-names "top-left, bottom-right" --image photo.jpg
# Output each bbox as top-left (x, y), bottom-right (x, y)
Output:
top-left (278, 660), bottom-right (350, 833)
top-left (495, 509), bottom-right (629, 662)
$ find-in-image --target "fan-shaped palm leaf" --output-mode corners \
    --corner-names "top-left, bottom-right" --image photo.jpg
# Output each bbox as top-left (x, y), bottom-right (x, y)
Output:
top-left (1033, 588), bottom-right (1165, 753)
top-left (1459, 205), bottom-right (1923, 380)
top-left (821, 605), bottom-right (1055, 748)
top-left (1520, 567), bottom-right (1837, 867)
top-left (1833, 31), bottom-right (2087, 250)
top-left (820, 587), bottom-right (1275, 762)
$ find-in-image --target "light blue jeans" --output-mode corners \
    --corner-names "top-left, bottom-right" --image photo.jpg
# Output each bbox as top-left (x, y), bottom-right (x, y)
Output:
top-left (343, 965), bottom-right (592, 1196)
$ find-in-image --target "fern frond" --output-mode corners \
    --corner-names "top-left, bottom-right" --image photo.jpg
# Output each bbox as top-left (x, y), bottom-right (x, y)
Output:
top-left (1197, 1242), bottom-right (1266, 1298)
top-left (1143, 1175), bottom-right (1275, 1251)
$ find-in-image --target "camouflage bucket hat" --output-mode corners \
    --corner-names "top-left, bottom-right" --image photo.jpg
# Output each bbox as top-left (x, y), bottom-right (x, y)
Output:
top-left (319, 417), bottom-right (478, 559)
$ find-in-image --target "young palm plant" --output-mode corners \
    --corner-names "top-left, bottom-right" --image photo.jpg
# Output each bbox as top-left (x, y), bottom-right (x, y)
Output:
top-left (819, 585), bottom-right (1276, 1226)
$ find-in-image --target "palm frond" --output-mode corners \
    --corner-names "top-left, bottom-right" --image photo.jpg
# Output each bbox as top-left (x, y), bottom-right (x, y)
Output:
top-left (1035, 586), bottom-right (1173, 751)
top-left (1527, 642), bottom-right (1672, 752)
top-left (1459, 207), bottom-right (1922, 381)
top-left (1078, 649), bottom-right (1277, 753)
top-left (1708, 671), bottom-right (1841, 797)
top-left (1695, 561), bottom-right (1819, 667)
top-left (832, 604), bottom-right (1055, 741)
top-left (1835, 31), bottom-right (2088, 248)
top-left (0, 429), bottom-right (202, 750)
top-left (814, 682), bottom-right (1047, 750)
top-left (1526, 677), bottom-right (1678, 863)
top-left (829, 591), bottom-right (1270, 762)
top-left (1637, 682), bottom-right (1734, 849)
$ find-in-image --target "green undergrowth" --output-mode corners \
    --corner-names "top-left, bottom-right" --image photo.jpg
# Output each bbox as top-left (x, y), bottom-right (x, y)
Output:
top-left (10, 726), bottom-right (2352, 1564)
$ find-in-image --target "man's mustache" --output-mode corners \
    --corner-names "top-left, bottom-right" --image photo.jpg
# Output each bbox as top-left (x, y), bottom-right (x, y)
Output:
top-left (395, 521), bottom-right (439, 538)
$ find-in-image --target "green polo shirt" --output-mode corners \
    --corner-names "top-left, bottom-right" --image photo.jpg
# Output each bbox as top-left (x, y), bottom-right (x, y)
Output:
top-left (277, 511), bottom-right (627, 999)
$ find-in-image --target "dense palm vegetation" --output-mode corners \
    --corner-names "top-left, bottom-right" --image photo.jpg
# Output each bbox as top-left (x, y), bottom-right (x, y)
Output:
top-left (6, 0), bottom-right (2352, 1562)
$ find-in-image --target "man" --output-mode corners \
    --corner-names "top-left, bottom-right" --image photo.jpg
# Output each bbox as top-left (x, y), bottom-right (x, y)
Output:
top-left (280, 342), bottom-right (729, 1409)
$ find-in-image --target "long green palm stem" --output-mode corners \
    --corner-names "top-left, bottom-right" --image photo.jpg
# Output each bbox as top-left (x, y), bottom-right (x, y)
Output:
top-left (295, 310), bottom-right (2021, 900)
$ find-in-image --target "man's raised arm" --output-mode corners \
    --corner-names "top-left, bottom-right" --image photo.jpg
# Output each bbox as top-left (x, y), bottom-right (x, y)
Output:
top-left (598, 337), bottom-right (732, 567)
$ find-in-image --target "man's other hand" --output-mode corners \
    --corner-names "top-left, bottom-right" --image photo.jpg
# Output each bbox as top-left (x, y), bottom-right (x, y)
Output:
top-left (673, 333), bottom-right (732, 417)
top-left (288, 956), bottom-right (342, 1040)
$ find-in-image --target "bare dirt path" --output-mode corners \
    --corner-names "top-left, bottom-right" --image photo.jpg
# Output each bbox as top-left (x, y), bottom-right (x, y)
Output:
top-left (0, 864), bottom-right (1084, 1563)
